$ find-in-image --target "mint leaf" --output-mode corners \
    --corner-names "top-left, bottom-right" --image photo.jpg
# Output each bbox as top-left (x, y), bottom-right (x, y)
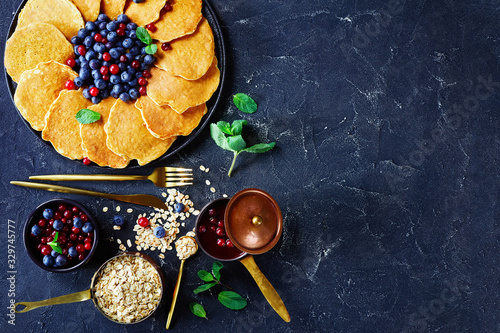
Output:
top-left (212, 261), bottom-right (223, 281)
top-left (189, 302), bottom-right (208, 319)
top-left (145, 44), bottom-right (157, 55)
top-left (230, 120), bottom-right (247, 136)
top-left (217, 121), bottom-right (232, 135)
top-left (48, 232), bottom-right (62, 254)
top-left (227, 135), bottom-right (246, 151)
top-left (218, 291), bottom-right (247, 310)
top-left (76, 109), bottom-right (101, 124)
top-left (194, 282), bottom-right (217, 294)
top-left (53, 231), bottom-right (59, 242)
top-left (198, 270), bottom-right (214, 282)
top-left (233, 93), bottom-right (257, 113)
top-left (210, 123), bottom-right (232, 151)
top-left (241, 142), bottom-right (276, 153)
top-left (136, 27), bottom-right (152, 45)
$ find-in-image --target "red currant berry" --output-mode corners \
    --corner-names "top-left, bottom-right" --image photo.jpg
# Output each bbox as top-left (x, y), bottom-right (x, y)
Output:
top-left (142, 70), bottom-right (151, 78)
top-left (77, 45), bottom-right (86, 56)
top-left (62, 248), bottom-right (69, 256)
top-left (76, 244), bottom-right (85, 253)
top-left (131, 60), bottom-right (140, 69)
top-left (84, 242), bottom-right (92, 251)
top-left (138, 77), bottom-right (147, 86)
top-left (58, 204), bottom-right (67, 211)
top-left (138, 217), bottom-right (149, 227)
top-left (87, 231), bottom-right (94, 238)
top-left (89, 87), bottom-right (99, 97)
top-left (226, 239), bottom-right (234, 248)
top-left (146, 23), bottom-right (157, 32)
top-left (217, 220), bottom-right (224, 227)
top-left (161, 43), bottom-right (171, 51)
top-left (45, 227), bottom-right (54, 235)
top-left (78, 253), bottom-right (86, 261)
top-left (54, 211), bottom-right (62, 219)
top-left (41, 245), bottom-right (52, 256)
top-left (40, 237), bottom-right (47, 244)
top-left (58, 235), bottom-right (67, 245)
top-left (78, 234), bottom-right (85, 242)
top-left (80, 214), bottom-right (89, 222)
top-left (138, 86), bottom-right (147, 95)
top-left (162, 3), bottom-right (173, 13)
top-left (119, 54), bottom-right (127, 63)
top-left (48, 220), bottom-right (54, 227)
top-left (209, 225), bottom-right (216, 232)
top-left (38, 219), bottom-right (47, 227)
top-left (117, 28), bottom-right (125, 36)
top-left (65, 80), bottom-right (75, 90)
top-left (103, 52), bottom-right (111, 62)
top-left (119, 23), bottom-right (126, 30)
top-left (208, 217), bottom-right (216, 224)
top-left (208, 208), bottom-right (217, 216)
top-left (72, 206), bottom-right (80, 214)
top-left (63, 210), bottom-right (73, 219)
top-left (198, 225), bottom-right (207, 233)
top-left (84, 237), bottom-right (92, 243)
top-left (66, 242), bottom-right (74, 249)
top-left (216, 227), bottom-right (225, 237)
top-left (94, 34), bottom-right (102, 42)
top-left (72, 227), bottom-right (81, 234)
top-left (37, 243), bottom-right (43, 251)
top-left (69, 233), bottom-right (77, 241)
top-left (66, 58), bottom-right (76, 68)
top-left (216, 238), bottom-right (226, 247)
top-left (46, 236), bottom-right (53, 243)
top-left (102, 37), bottom-right (108, 44)
top-left (63, 225), bottom-right (70, 232)
top-left (102, 74), bottom-right (110, 81)
top-left (82, 157), bottom-right (91, 165)
top-left (100, 66), bottom-right (109, 75)
top-left (110, 64), bottom-right (119, 74)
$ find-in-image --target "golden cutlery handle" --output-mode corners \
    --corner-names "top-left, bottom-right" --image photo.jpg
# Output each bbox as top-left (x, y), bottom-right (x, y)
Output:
top-left (15, 289), bottom-right (92, 313)
top-left (239, 255), bottom-right (291, 322)
top-left (30, 174), bottom-right (147, 182)
top-left (10, 181), bottom-right (167, 210)
top-left (166, 259), bottom-right (185, 329)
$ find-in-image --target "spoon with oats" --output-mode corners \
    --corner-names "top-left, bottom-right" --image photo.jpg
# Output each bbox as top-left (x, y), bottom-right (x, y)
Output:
top-left (166, 235), bottom-right (198, 329)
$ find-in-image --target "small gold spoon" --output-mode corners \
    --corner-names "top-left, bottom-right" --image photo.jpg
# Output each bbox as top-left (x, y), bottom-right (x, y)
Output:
top-left (166, 235), bottom-right (198, 329)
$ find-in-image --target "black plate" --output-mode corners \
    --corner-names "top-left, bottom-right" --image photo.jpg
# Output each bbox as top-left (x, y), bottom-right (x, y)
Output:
top-left (5, 0), bottom-right (226, 168)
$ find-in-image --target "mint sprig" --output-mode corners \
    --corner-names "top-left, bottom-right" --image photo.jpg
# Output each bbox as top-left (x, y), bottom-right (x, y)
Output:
top-left (48, 231), bottom-right (62, 254)
top-left (210, 120), bottom-right (275, 177)
top-left (233, 93), bottom-right (257, 113)
top-left (136, 27), bottom-right (157, 55)
top-left (76, 109), bottom-right (101, 124)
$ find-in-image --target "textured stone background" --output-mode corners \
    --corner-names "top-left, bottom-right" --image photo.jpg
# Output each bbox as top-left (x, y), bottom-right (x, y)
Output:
top-left (1, 0), bottom-right (499, 332)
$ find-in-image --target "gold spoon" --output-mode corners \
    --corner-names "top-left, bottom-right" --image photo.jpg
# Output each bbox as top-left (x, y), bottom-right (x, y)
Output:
top-left (166, 236), bottom-right (198, 329)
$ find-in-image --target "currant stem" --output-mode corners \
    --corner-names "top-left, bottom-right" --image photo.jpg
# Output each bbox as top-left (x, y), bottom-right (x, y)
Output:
top-left (227, 151), bottom-right (239, 177)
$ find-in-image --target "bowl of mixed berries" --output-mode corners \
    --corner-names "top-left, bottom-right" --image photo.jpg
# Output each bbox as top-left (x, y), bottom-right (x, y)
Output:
top-left (24, 198), bottom-right (99, 272)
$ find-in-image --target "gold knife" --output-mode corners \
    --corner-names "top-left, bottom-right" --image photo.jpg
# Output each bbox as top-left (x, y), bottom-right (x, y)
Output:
top-left (10, 181), bottom-right (168, 210)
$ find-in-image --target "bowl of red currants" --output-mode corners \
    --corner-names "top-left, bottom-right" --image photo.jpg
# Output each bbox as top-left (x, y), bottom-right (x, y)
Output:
top-left (24, 198), bottom-right (99, 272)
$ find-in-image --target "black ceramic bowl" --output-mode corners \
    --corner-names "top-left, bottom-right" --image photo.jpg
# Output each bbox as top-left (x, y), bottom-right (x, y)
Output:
top-left (24, 198), bottom-right (99, 272)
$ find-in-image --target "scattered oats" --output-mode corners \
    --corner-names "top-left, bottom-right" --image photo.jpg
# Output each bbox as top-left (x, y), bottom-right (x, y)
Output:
top-left (119, 244), bottom-right (126, 251)
top-left (103, 207), bottom-right (109, 212)
top-left (161, 192), bottom-right (167, 197)
top-left (117, 239), bottom-right (122, 244)
top-left (116, 206), bottom-right (121, 212)
top-left (113, 225), bottom-right (121, 231)
top-left (210, 187), bottom-right (216, 193)
top-left (193, 210), bottom-right (200, 216)
top-left (205, 179), bottom-right (211, 186)
top-left (205, 168), bottom-right (209, 173)
top-left (127, 239), bottom-right (132, 248)
top-left (127, 208), bottom-right (133, 213)
top-left (186, 231), bottom-right (195, 238)
top-left (223, 194), bottom-right (228, 198)
top-left (159, 254), bottom-right (165, 259)
top-left (199, 165), bottom-right (206, 171)
top-left (180, 216), bottom-right (186, 221)
top-left (136, 245), bottom-right (142, 251)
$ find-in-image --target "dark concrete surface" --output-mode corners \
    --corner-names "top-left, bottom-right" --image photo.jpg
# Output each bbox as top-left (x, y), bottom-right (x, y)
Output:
top-left (1, 0), bottom-right (499, 332)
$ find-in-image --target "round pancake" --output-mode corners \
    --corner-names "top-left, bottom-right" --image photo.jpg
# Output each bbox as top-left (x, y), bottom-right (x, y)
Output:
top-left (104, 100), bottom-right (177, 165)
top-left (42, 90), bottom-right (91, 160)
top-left (148, 56), bottom-right (220, 113)
top-left (80, 98), bottom-right (130, 168)
top-left (101, 0), bottom-right (127, 20)
top-left (136, 96), bottom-right (207, 139)
top-left (17, 0), bottom-right (84, 41)
top-left (155, 18), bottom-right (214, 80)
top-left (14, 61), bottom-right (78, 131)
top-left (150, 0), bottom-right (202, 42)
top-left (124, 0), bottom-right (167, 27)
top-left (5, 23), bottom-right (74, 83)
top-left (69, 0), bottom-right (100, 22)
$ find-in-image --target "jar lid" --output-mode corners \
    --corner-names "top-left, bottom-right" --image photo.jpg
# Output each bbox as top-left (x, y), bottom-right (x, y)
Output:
top-left (224, 188), bottom-right (283, 254)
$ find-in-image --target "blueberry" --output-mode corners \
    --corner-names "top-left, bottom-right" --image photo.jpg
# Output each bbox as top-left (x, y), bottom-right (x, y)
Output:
top-left (117, 14), bottom-right (129, 23)
top-left (100, 89), bottom-right (110, 99)
top-left (127, 22), bottom-right (138, 30)
top-left (98, 14), bottom-right (109, 22)
top-left (107, 30), bottom-right (119, 43)
top-left (143, 54), bottom-right (155, 65)
top-left (133, 0), bottom-right (145, 3)
top-left (106, 21), bottom-right (119, 31)
top-left (82, 222), bottom-right (94, 233)
top-left (129, 79), bottom-right (138, 87)
top-left (43, 255), bottom-right (55, 267)
top-left (83, 36), bottom-right (94, 48)
top-left (126, 65), bottom-right (135, 75)
top-left (119, 92), bottom-right (130, 102)
top-left (55, 255), bottom-right (67, 267)
top-left (140, 63), bottom-right (150, 71)
top-left (100, 29), bottom-right (109, 38)
top-left (109, 48), bottom-right (120, 59)
top-left (117, 46), bottom-right (125, 54)
top-left (174, 203), bottom-right (185, 213)
top-left (110, 75), bottom-right (121, 85)
top-left (129, 46), bottom-right (140, 56)
top-left (82, 88), bottom-right (92, 99)
top-left (79, 67), bottom-right (90, 80)
top-left (74, 77), bottom-right (84, 87)
top-left (31, 224), bottom-right (41, 236)
top-left (110, 91), bottom-right (119, 98)
top-left (93, 43), bottom-right (107, 54)
top-left (80, 60), bottom-right (89, 69)
top-left (71, 36), bottom-right (82, 45)
top-left (75, 59), bottom-right (81, 67)
top-left (95, 79), bottom-right (107, 90)
top-left (153, 226), bottom-right (166, 238)
top-left (53, 219), bottom-right (63, 231)
top-left (73, 216), bottom-right (83, 229)
top-left (112, 84), bottom-right (124, 95)
top-left (91, 69), bottom-right (101, 80)
top-left (105, 42), bottom-right (115, 50)
top-left (113, 215), bottom-right (125, 226)
top-left (98, 21), bottom-right (108, 30)
top-left (85, 50), bottom-right (97, 60)
top-left (68, 247), bottom-right (78, 258)
top-left (122, 38), bottom-right (134, 48)
top-left (43, 208), bottom-right (54, 219)
top-left (118, 63), bottom-right (127, 71)
top-left (135, 71), bottom-right (143, 79)
top-left (102, 61), bottom-right (112, 67)
top-left (129, 88), bottom-right (139, 99)
top-left (91, 96), bottom-right (101, 104)
top-left (51, 250), bottom-right (59, 258)
top-left (125, 53), bottom-right (134, 62)
top-left (85, 21), bottom-right (97, 31)
top-left (89, 59), bottom-right (100, 70)
top-left (141, 46), bottom-right (147, 55)
top-left (77, 28), bottom-right (89, 39)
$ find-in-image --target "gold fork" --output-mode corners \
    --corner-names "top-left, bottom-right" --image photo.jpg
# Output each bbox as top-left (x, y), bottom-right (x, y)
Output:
top-left (29, 167), bottom-right (193, 188)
